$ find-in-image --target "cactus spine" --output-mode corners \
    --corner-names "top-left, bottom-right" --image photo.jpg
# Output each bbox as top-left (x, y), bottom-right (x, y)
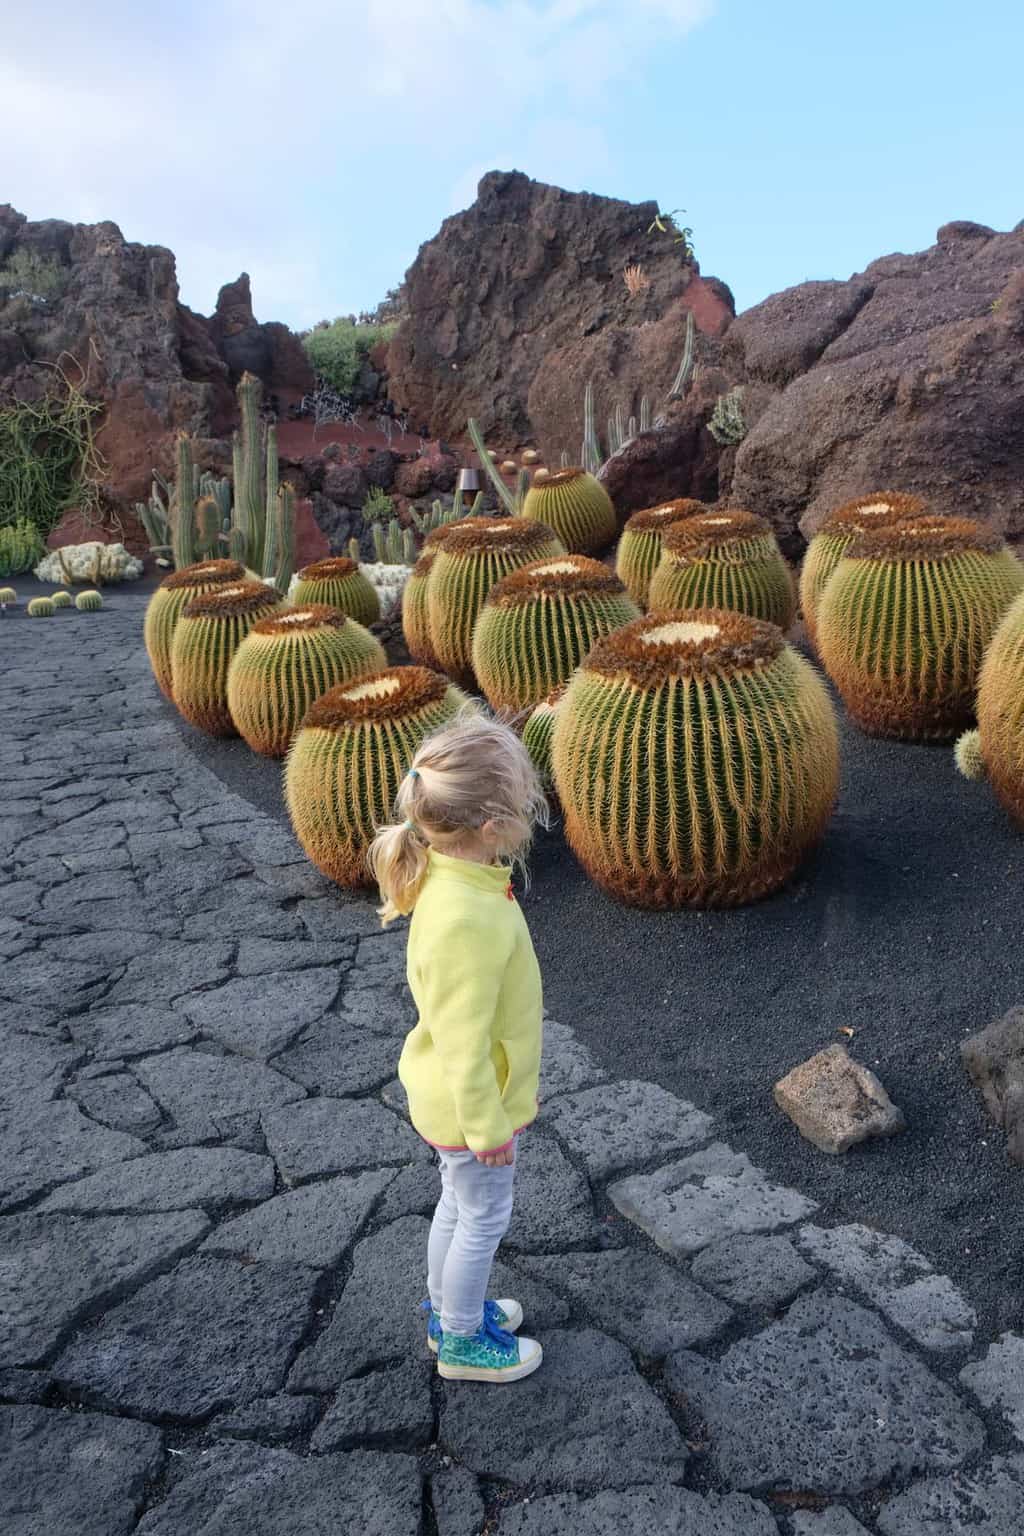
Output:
top-left (521, 468), bottom-right (617, 556)
top-left (27, 597), bottom-right (55, 617)
top-left (293, 558), bottom-right (381, 625)
top-left (227, 605), bottom-right (387, 758)
top-left (285, 667), bottom-right (470, 886)
top-left (649, 511), bottom-right (796, 630)
top-left (144, 559), bottom-right (251, 701)
top-left (471, 555), bottom-right (642, 714)
top-left (615, 499), bottom-right (708, 608)
top-left (553, 611), bottom-right (840, 908)
top-left (523, 685), bottom-right (566, 791)
top-left (954, 590), bottom-right (1024, 823)
top-left (170, 580), bottom-right (284, 736)
top-left (75, 590), bottom-right (103, 612)
top-left (818, 516), bottom-right (1024, 740)
top-left (799, 492), bottom-right (925, 650)
top-left (402, 525), bottom-right (459, 667)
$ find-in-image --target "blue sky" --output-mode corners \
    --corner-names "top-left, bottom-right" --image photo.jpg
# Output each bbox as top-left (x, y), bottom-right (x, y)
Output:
top-left (2, 0), bottom-right (1021, 328)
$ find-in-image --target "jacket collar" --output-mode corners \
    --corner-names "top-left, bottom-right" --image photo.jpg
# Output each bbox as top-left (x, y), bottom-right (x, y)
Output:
top-left (427, 848), bottom-right (512, 894)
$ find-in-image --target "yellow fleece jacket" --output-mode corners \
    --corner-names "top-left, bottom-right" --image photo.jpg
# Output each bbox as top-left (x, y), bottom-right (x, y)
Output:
top-left (397, 849), bottom-right (543, 1156)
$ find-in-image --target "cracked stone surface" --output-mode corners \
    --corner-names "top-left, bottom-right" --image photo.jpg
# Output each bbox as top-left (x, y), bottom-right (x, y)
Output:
top-left (132, 1048), bottom-right (304, 1139)
top-left (495, 1486), bottom-right (779, 1535)
top-left (38, 1147), bottom-right (276, 1214)
top-left (537, 1017), bottom-right (608, 1099)
top-left (541, 1079), bottom-right (713, 1179)
top-left (960, 1333), bottom-right (1024, 1442)
top-left (690, 1232), bottom-right (816, 1309)
top-left (877, 1454), bottom-right (1024, 1534)
top-left (261, 1098), bottom-right (427, 1184)
top-left (208, 1394), bottom-right (321, 1444)
top-left (0, 1404), bottom-right (164, 1536)
top-left (504, 1132), bottom-right (600, 1251)
top-left (0, 1099), bottom-right (146, 1210)
top-left (201, 1169), bottom-right (395, 1267)
top-left (432, 1464), bottom-right (487, 1536)
top-left (68, 1072), bottom-right (164, 1135)
top-left (791, 1512), bottom-right (872, 1536)
top-left (310, 1359), bottom-right (434, 1452)
top-left (176, 967), bottom-right (341, 1059)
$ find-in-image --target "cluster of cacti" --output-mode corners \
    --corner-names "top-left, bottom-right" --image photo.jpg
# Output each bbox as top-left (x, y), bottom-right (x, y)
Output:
top-left (50, 590), bottom-right (73, 609)
top-left (75, 590), bottom-right (103, 612)
top-left (170, 580), bottom-right (284, 736)
top-left (144, 559), bottom-right (252, 700)
top-left (467, 419), bottom-right (530, 514)
top-left (285, 666), bottom-right (469, 886)
top-left (0, 586), bottom-right (17, 605)
top-left (552, 611), bottom-right (840, 907)
top-left (226, 605), bottom-right (387, 758)
top-left (708, 387), bottom-right (747, 446)
top-left (817, 516), bottom-right (1024, 740)
top-left (471, 555), bottom-right (641, 713)
top-left (615, 498), bottom-right (708, 606)
top-left (522, 469), bottom-right (617, 556)
top-left (408, 487), bottom-right (485, 538)
top-left (799, 492), bottom-right (925, 649)
top-left (954, 591), bottom-right (1024, 825)
top-left (0, 517), bottom-right (45, 577)
top-left (137, 449), bottom-right (231, 568)
top-left (27, 597), bottom-right (55, 618)
top-left (36, 542), bottom-right (143, 584)
top-left (606, 396), bottom-right (652, 457)
top-left (523, 684), bottom-right (566, 790)
top-left (292, 558), bottom-right (381, 626)
top-left (426, 516), bottom-right (566, 687)
top-left (372, 520), bottom-right (417, 566)
top-left (648, 510), bottom-right (795, 630)
top-left (402, 525), bottom-right (459, 667)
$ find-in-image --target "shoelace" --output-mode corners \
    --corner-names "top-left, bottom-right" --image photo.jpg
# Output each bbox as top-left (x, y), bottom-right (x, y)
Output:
top-left (420, 1300), bottom-right (514, 1350)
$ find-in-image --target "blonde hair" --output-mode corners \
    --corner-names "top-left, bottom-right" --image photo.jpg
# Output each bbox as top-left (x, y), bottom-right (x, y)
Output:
top-left (367, 710), bottom-right (549, 926)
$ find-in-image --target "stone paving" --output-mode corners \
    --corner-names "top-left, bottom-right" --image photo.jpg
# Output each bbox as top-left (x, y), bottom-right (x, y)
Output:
top-left (2, 590), bottom-right (1024, 1535)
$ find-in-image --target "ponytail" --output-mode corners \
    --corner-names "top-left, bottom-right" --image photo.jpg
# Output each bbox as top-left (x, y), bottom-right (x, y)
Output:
top-left (366, 819), bottom-right (429, 927)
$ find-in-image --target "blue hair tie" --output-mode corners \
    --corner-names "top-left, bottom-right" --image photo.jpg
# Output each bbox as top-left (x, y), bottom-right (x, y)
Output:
top-left (403, 819), bottom-right (415, 832)
top-left (409, 768), bottom-right (420, 780)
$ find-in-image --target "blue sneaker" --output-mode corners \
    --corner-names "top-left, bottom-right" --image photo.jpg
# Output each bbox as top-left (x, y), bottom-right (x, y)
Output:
top-left (422, 1297), bottom-right (524, 1354)
top-left (437, 1309), bottom-right (542, 1384)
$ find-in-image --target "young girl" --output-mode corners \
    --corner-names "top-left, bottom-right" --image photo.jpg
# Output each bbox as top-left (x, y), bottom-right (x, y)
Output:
top-left (368, 713), bottom-right (547, 1384)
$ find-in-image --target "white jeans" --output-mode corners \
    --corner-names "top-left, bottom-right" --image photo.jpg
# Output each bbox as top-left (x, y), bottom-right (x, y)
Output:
top-left (426, 1146), bottom-right (516, 1336)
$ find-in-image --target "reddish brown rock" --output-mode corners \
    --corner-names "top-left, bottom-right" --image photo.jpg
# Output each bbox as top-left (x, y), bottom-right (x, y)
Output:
top-left (294, 497), bottom-right (330, 567)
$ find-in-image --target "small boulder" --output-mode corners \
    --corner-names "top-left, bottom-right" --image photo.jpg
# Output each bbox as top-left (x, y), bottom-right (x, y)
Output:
top-left (323, 463), bottom-right (369, 508)
top-left (961, 1007), bottom-right (1024, 1163)
top-left (773, 1044), bottom-right (905, 1155)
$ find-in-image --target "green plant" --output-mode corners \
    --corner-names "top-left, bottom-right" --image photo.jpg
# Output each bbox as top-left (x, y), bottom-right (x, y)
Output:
top-left (649, 510), bottom-right (796, 630)
top-left (292, 557), bottom-right (381, 625)
top-left (818, 516), bottom-right (1024, 740)
top-left (954, 590), bottom-right (1024, 824)
top-left (523, 685), bottom-right (566, 790)
top-left (647, 207), bottom-right (695, 261)
top-left (226, 605), bottom-right (387, 758)
top-left (27, 596), bottom-right (55, 617)
top-left (402, 528), bottom-right (459, 667)
top-left (75, 590), bottom-right (103, 612)
top-left (0, 516), bottom-right (45, 576)
top-left (578, 310), bottom-right (694, 470)
top-left (143, 559), bottom-right (251, 700)
top-left (50, 590), bottom-right (73, 609)
top-left (955, 729), bottom-right (985, 781)
top-left (798, 492), bottom-right (925, 651)
top-left (552, 611), bottom-right (839, 908)
top-left (0, 586), bottom-right (17, 605)
top-left (170, 580), bottom-right (284, 736)
top-left (0, 364), bottom-right (106, 541)
top-left (427, 517), bottom-right (567, 687)
top-left (466, 419), bottom-right (530, 514)
top-left (301, 318), bottom-right (397, 396)
top-left (407, 487), bottom-right (484, 537)
top-left (708, 387), bottom-right (748, 446)
top-left (372, 519), bottom-right (416, 565)
top-left (615, 498), bottom-right (708, 607)
top-left (0, 250), bottom-right (65, 304)
top-left (285, 667), bottom-right (469, 886)
top-left (362, 485), bottom-right (394, 524)
top-left (521, 468), bottom-right (617, 556)
top-left (472, 555), bottom-right (641, 714)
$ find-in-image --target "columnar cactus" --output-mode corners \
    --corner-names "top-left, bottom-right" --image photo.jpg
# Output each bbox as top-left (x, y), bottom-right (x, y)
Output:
top-left (648, 510), bottom-right (796, 630)
top-left (50, 591), bottom-right (73, 609)
top-left (226, 606), bottom-right (387, 758)
top-left (292, 558), bottom-right (381, 626)
top-left (285, 667), bottom-right (469, 886)
top-left (552, 611), bottom-right (840, 908)
top-left (471, 555), bottom-right (641, 713)
top-left (521, 468), bottom-right (618, 555)
top-left (75, 590), bottom-right (103, 612)
top-left (170, 580), bottom-right (284, 736)
top-left (615, 499), bottom-right (708, 607)
top-left (27, 597), bottom-right (55, 618)
top-left (523, 684), bottom-right (566, 790)
top-left (954, 590), bottom-right (1024, 824)
top-left (401, 525), bottom-right (458, 668)
top-left (818, 516), bottom-right (1024, 740)
top-left (144, 559), bottom-right (251, 701)
top-left (799, 491), bottom-right (925, 649)
top-left (427, 517), bottom-right (566, 687)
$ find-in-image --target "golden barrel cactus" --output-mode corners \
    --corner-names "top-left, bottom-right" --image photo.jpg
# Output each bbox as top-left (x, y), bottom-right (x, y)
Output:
top-left (521, 468), bottom-right (617, 555)
top-left (955, 591), bottom-right (1024, 825)
top-left (523, 684), bottom-right (567, 791)
top-left (427, 517), bottom-right (565, 687)
top-left (818, 516), bottom-right (1024, 740)
top-left (552, 611), bottom-right (839, 908)
top-left (292, 557), bottom-right (380, 626)
top-left (226, 605), bottom-right (386, 758)
top-left (799, 491), bottom-right (925, 649)
top-left (471, 555), bottom-right (641, 714)
top-left (648, 510), bottom-right (796, 630)
top-left (170, 580), bottom-right (284, 736)
top-left (401, 524), bottom-right (458, 668)
top-left (144, 559), bottom-right (251, 700)
top-left (285, 667), bottom-right (469, 886)
top-left (615, 498), bottom-right (708, 607)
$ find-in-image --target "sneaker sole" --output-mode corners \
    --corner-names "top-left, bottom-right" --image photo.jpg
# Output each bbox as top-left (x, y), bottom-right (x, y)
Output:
top-left (427, 1302), bottom-right (524, 1354)
top-left (437, 1345), bottom-right (542, 1384)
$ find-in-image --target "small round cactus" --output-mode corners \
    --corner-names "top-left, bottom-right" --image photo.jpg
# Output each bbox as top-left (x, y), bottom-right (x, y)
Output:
top-left (522, 468), bottom-right (617, 555)
top-left (956, 590), bottom-right (1024, 823)
top-left (50, 590), bottom-right (73, 609)
top-left (144, 559), bottom-right (251, 701)
top-left (954, 729), bottom-right (986, 781)
top-left (471, 555), bottom-right (641, 714)
top-left (0, 587), bottom-right (17, 605)
top-left (500, 459), bottom-right (518, 474)
top-left (170, 580), bottom-right (284, 736)
top-left (27, 597), bottom-right (55, 618)
top-left (521, 449), bottom-right (541, 466)
top-left (615, 498), bottom-right (708, 607)
top-left (553, 610), bottom-right (840, 908)
top-left (818, 516), bottom-right (1024, 741)
top-left (285, 666), bottom-right (470, 886)
top-left (427, 516), bottom-right (566, 687)
top-left (523, 684), bottom-right (567, 790)
top-left (292, 557), bottom-right (381, 626)
top-left (799, 491), bottom-right (925, 649)
top-left (226, 605), bottom-right (386, 758)
top-left (75, 590), bottom-right (104, 612)
top-left (648, 510), bottom-right (796, 630)
top-left (401, 524), bottom-right (459, 669)
top-left (533, 467), bottom-right (551, 485)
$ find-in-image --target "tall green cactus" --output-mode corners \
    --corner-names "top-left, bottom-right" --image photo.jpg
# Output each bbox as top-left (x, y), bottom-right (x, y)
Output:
top-left (235, 372), bottom-right (263, 569)
top-left (582, 381), bottom-right (602, 475)
top-left (173, 434), bottom-right (196, 570)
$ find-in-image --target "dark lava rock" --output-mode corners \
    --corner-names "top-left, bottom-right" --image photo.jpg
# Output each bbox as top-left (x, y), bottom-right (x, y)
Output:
top-left (201, 1170), bottom-right (394, 1267)
top-left (495, 1485), bottom-right (778, 1535)
top-left (323, 462), bottom-right (369, 509)
top-left (876, 1453), bottom-right (1024, 1534)
top-left (690, 1232), bottom-right (816, 1310)
top-left (261, 1098), bottom-right (426, 1185)
top-left (432, 1464), bottom-right (486, 1536)
top-left (961, 1005), bottom-right (1024, 1163)
top-left (310, 1359), bottom-right (433, 1452)
top-left (38, 1147), bottom-right (275, 1216)
top-left (208, 1394), bottom-right (320, 1445)
top-left (0, 1403), bottom-right (163, 1536)
top-left (0, 1099), bottom-right (146, 1211)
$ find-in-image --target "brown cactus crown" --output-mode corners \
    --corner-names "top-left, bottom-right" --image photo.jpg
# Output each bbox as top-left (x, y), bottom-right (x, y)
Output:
top-left (297, 557), bottom-right (358, 580)
top-left (662, 510), bottom-right (772, 560)
top-left (251, 605), bottom-right (352, 637)
top-left (624, 499), bottom-right (708, 533)
top-left (531, 682), bottom-right (569, 715)
top-left (821, 491), bottom-right (926, 534)
top-left (485, 555), bottom-right (628, 608)
top-left (532, 467), bottom-right (586, 491)
top-left (582, 609), bottom-right (785, 688)
top-left (423, 523), bottom-right (459, 550)
top-left (845, 515), bottom-right (1004, 563)
top-left (439, 516), bottom-right (560, 557)
top-left (182, 582), bottom-right (282, 620)
top-left (161, 559), bottom-right (247, 590)
top-left (303, 666), bottom-right (451, 729)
